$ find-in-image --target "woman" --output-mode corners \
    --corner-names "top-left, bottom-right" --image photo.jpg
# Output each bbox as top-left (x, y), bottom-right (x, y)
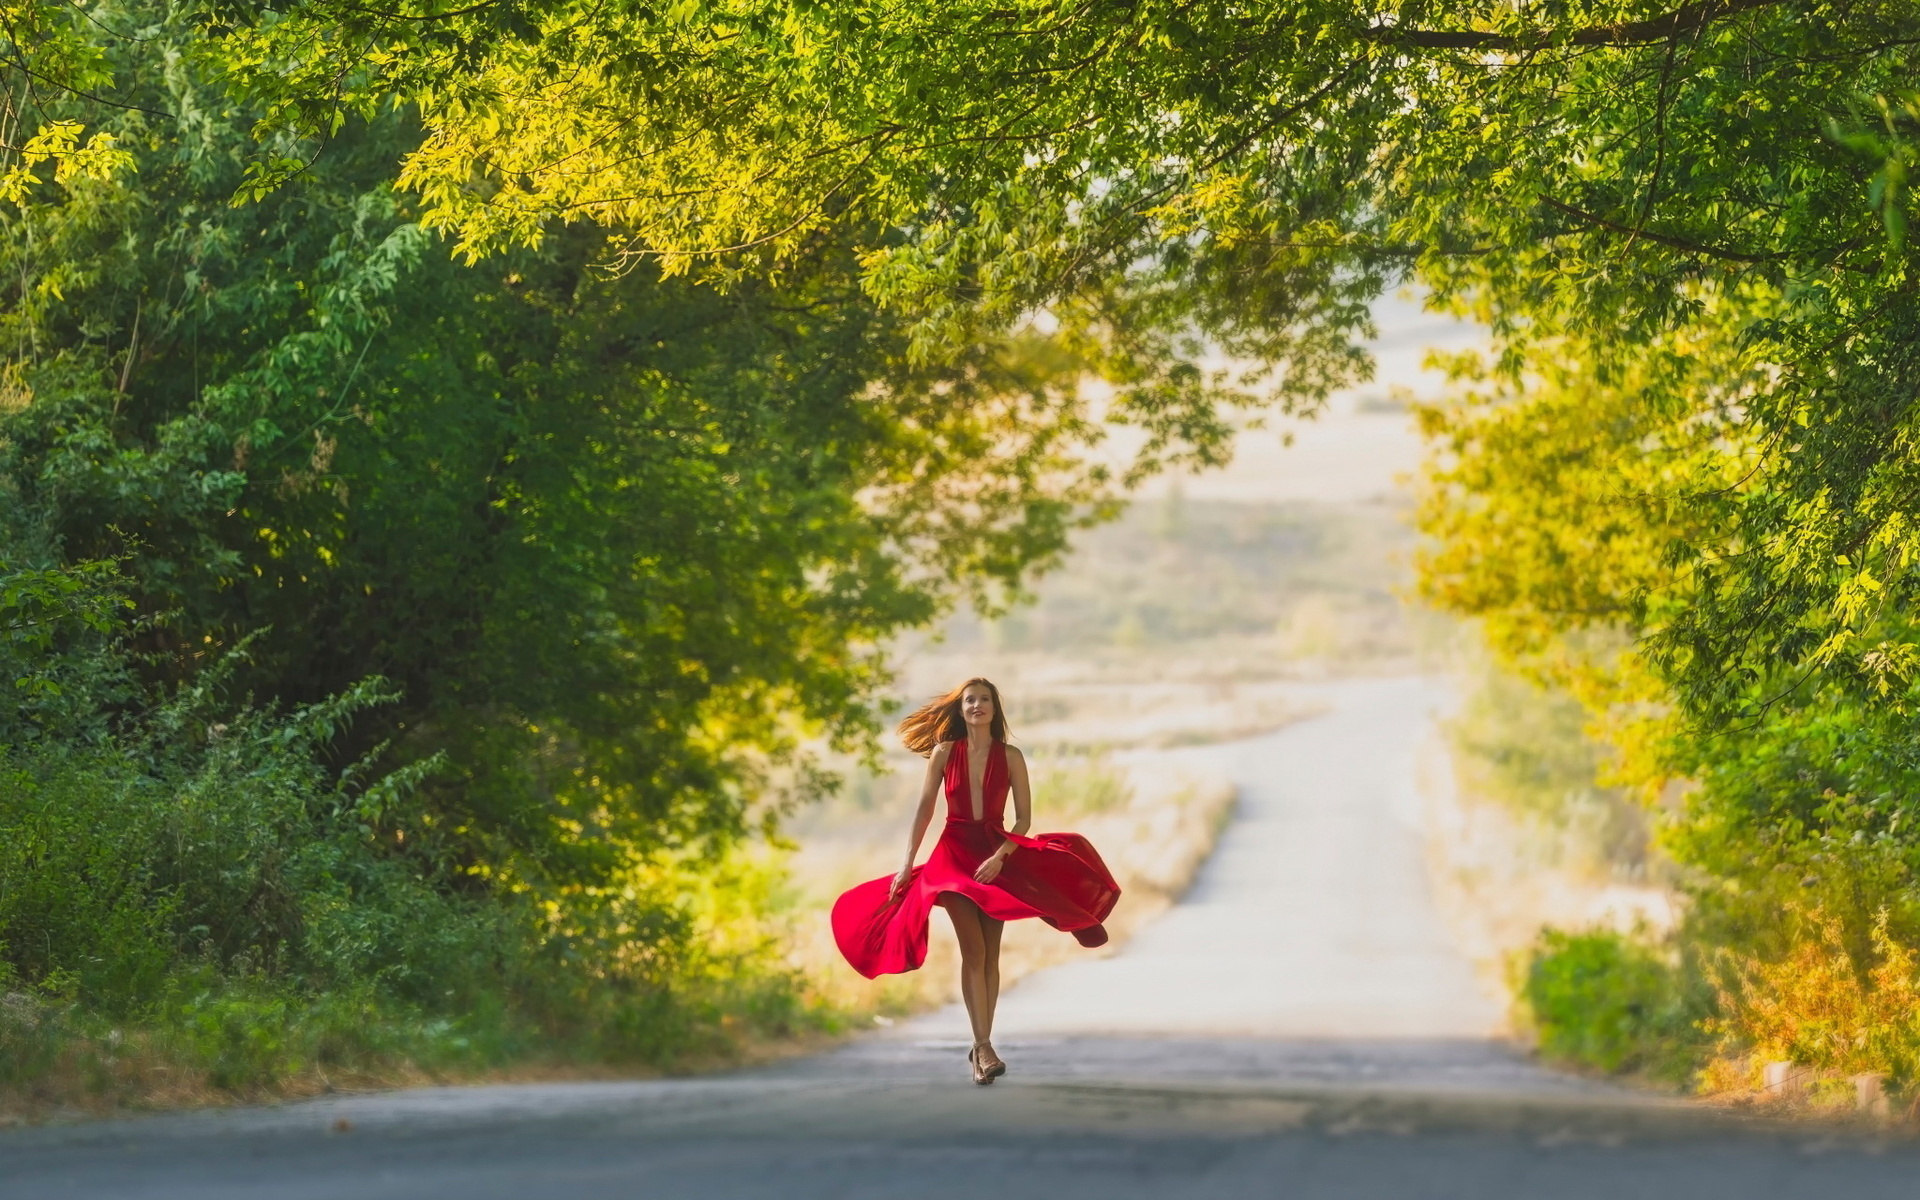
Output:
top-left (831, 678), bottom-right (1121, 1085)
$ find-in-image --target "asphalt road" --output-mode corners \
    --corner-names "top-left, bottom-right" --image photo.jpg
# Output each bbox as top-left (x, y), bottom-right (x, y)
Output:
top-left (5, 678), bottom-right (1915, 1199)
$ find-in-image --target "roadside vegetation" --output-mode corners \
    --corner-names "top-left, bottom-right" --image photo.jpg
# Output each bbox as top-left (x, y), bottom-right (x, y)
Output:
top-left (1430, 632), bottom-right (1920, 1111)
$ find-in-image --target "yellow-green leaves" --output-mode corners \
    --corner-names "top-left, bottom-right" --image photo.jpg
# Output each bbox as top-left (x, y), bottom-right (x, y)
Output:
top-left (0, 121), bottom-right (134, 206)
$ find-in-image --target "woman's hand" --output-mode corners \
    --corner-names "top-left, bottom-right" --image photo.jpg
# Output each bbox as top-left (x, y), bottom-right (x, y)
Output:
top-left (889, 867), bottom-right (913, 899)
top-left (973, 853), bottom-right (1005, 884)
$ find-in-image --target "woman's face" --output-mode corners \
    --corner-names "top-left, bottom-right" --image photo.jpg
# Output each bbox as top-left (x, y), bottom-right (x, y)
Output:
top-left (960, 684), bottom-right (996, 731)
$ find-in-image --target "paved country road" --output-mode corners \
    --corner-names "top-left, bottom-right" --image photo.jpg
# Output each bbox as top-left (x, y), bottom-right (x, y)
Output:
top-left (5, 678), bottom-right (1915, 1199)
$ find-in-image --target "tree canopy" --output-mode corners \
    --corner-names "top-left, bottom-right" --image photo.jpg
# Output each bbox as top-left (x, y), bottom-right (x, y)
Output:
top-left (145, 0), bottom-right (1916, 720)
top-left (11, 0), bottom-right (1920, 891)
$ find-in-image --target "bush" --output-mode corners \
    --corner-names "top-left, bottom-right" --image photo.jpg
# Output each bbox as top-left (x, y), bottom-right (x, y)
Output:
top-left (1519, 927), bottom-right (1711, 1084)
top-left (0, 593), bottom-right (830, 1112)
top-left (0, 674), bottom-right (499, 1010)
top-left (1704, 909), bottom-right (1920, 1099)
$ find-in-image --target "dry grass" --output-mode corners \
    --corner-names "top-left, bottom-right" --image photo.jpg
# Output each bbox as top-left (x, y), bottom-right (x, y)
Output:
top-left (1421, 738), bottom-right (1674, 1016)
top-left (1417, 655), bottom-right (1676, 1018)
top-left (0, 1035), bottom-right (449, 1125)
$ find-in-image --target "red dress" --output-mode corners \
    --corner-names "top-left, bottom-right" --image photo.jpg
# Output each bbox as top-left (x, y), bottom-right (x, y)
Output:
top-left (831, 738), bottom-right (1121, 979)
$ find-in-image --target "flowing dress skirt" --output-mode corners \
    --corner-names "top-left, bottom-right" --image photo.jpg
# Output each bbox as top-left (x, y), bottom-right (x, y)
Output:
top-left (831, 739), bottom-right (1121, 979)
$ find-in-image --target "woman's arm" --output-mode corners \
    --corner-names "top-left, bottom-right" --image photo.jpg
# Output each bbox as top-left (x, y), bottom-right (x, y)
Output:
top-left (974, 746), bottom-right (1032, 883)
top-left (890, 744), bottom-right (949, 898)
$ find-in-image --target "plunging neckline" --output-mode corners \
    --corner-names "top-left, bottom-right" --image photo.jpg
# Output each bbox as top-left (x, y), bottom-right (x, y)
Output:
top-left (964, 736), bottom-right (991, 822)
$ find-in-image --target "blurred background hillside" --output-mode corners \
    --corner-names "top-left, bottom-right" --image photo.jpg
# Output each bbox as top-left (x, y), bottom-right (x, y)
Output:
top-left (898, 291), bottom-right (1473, 739)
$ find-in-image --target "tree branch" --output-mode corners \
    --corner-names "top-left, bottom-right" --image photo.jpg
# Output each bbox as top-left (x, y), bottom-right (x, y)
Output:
top-left (1363, 0), bottom-right (1784, 53)
top-left (1538, 194), bottom-right (1782, 262)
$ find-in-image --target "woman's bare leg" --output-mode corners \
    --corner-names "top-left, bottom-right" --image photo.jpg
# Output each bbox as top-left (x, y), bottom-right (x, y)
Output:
top-left (978, 912), bottom-right (1005, 1057)
top-left (942, 895), bottom-right (994, 1054)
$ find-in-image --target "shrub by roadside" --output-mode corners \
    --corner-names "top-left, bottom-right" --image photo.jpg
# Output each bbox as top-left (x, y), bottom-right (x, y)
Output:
top-left (0, 713), bottom-right (832, 1119)
top-left (1515, 910), bottom-right (1920, 1119)
top-left (1515, 927), bottom-right (1712, 1087)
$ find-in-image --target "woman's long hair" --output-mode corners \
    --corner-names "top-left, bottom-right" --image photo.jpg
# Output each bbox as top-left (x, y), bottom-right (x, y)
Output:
top-left (897, 677), bottom-right (1008, 755)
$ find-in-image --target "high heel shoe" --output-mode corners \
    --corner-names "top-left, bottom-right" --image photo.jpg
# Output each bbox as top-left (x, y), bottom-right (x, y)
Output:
top-left (972, 1041), bottom-right (1007, 1082)
top-left (967, 1044), bottom-right (995, 1086)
